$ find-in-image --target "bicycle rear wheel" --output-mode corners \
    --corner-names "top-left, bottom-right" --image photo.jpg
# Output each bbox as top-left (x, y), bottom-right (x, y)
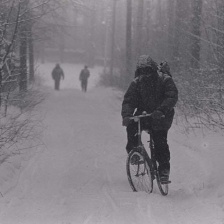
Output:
top-left (126, 149), bottom-right (153, 194)
top-left (156, 172), bottom-right (169, 196)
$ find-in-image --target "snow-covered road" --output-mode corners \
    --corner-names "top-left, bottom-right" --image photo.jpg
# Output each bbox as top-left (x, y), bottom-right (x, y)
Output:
top-left (0, 63), bottom-right (224, 224)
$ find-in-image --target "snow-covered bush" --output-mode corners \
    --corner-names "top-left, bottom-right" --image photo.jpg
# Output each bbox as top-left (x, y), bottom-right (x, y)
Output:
top-left (0, 87), bottom-right (46, 164)
top-left (175, 68), bottom-right (224, 131)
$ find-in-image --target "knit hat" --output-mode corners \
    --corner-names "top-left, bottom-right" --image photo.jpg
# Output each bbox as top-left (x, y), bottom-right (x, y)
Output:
top-left (136, 55), bottom-right (158, 71)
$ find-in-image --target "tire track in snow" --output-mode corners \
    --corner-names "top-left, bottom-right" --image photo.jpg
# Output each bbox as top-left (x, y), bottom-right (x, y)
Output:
top-left (0, 70), bottom-right (223, 224)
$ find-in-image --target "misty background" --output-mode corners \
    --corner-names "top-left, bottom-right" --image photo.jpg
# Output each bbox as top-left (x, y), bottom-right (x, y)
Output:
top-left (1, 0), bottom-right (224, 133)
top-left (0, 0), bottom-right (224, 174)
top-left (0, 1), bottom-right (224, 223)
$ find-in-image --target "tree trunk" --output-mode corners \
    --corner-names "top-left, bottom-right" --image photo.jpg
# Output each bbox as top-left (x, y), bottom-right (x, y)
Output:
top-left (40, 42), bottom-right (45, 64)
top-left (0, 70), bottom-right (2, 107)
top-left (167, 0), bottom-right (175, 59)
top-left (216, 0), bottom-right (224, 68)
top-left (173, 0), bottom-right (182, 64)
top-left (190, 0), bottom-right (203, 69)
top-left (87, 0), bottom-right (96, 67)
top-left (126, 0), bottom-right (132, 79)
top-left (19, 0), bottom-right (28, 92)
top-left (173, 0), bottom-right (191, 69)
top-left (59, 28), bottom-right (64, 64)
top-left (157, 0), bottom-right (162, 26)
top-left (28, 23), bottom-right (34, 83)
top-left (109, 0), bottom-right (117, 76)
top-left (145, 0), bottom-right (151, 45)
top-left (135, 0), bottom-right (144, 59)
top-left (73, 8), bottom-right (78, 52)
top-left (19, 27), bottom-right (27, 91)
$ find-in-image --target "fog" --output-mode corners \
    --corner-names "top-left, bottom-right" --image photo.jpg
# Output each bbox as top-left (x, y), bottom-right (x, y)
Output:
top-left (0, 0), bottom-right (224, 223)
top-left (35, 0), bottom-right (125, 70)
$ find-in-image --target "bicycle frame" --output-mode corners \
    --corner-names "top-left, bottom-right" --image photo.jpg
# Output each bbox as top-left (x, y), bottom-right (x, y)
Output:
top-left (130, 113), bottom-right (152, 145)
top-left (127, 113), bottom-right (169, 195)
top-left (130, 114), bottom-right (157, 174)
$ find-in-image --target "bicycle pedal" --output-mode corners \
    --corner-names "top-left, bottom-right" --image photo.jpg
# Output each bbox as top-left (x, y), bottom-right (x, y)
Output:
top-left (161, 180), bottom-right (171, 185)
top-left (131, 160), bottom-right (144, 165)
top-left (137, 160), bottom-right (144, 164)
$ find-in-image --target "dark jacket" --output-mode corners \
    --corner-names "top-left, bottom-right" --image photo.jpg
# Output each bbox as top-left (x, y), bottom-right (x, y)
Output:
top-left (79, 68), bottom-right (90, 81)
top-left (52, 66), bottom-right (64, 80)
top-left (121, 72), bottom-right (178, 130)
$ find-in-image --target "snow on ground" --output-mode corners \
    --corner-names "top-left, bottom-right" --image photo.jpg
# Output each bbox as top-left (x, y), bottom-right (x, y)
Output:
top-left (0, 62), bottom-right (224, 224)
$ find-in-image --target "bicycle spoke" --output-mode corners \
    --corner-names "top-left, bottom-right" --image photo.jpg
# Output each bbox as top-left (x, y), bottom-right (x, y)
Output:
top-left (125, 113), bottom-right (169, 196)
top-left (126, 150), bottom-right (153, 194)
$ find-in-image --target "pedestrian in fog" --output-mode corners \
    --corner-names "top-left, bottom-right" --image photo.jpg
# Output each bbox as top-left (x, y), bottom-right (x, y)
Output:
top-left (52, 63), bottom-right (64, 90)
top-left (79, 65), bottom-right (90, 92)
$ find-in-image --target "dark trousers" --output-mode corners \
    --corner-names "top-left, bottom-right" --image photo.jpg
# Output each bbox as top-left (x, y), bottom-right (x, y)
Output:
top-left (81, 80), bottom-right (88, 92)
top-left (126, 120), bottom-right (170, 172)
top-left (54, 79), bottom-right (60, 90)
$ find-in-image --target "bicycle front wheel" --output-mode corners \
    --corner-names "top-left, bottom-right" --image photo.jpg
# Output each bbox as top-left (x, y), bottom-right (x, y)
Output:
top-left (126, 149), bottom-right (153, 194)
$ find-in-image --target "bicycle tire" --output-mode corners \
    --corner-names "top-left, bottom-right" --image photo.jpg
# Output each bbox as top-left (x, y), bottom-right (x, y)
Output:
top-left (156, 172), bottom-right (169, 196)
top-left (126, 149), bottom-right (153, 194)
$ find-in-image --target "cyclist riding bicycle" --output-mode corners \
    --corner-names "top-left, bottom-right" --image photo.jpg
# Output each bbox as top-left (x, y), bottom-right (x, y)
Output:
top-left (121, 55), bottom-right (178, 183)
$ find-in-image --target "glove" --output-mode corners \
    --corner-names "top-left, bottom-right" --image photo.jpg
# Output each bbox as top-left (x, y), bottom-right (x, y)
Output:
top-left (152, 110), bottom-right (164, 120)
top-left (122, 117), bottom-right (131, 127)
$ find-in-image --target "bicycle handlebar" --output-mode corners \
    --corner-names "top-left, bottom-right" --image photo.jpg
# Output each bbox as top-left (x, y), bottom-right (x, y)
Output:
top-left (130, 113), bottom-right (165, 122)
top-left (130, 113), bottom-right (152, 120)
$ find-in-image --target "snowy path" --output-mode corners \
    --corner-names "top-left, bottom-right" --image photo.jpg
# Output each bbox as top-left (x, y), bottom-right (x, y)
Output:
top-left (0, 63), bottom-right (224, 224)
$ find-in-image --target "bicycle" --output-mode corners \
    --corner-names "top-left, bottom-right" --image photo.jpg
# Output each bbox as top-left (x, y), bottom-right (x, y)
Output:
top-left (126, 113), bottom-right (171, 196)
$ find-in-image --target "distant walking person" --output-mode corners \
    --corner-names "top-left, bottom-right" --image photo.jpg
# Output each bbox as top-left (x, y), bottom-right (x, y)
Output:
top-left (52, 63), bottom-right (64, 90)
top-left (79, 65), bottom-right (90, 92)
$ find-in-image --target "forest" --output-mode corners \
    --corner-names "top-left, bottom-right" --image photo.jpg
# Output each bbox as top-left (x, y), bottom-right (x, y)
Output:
top-left (0, 0), bottom-right (223, 153)
top-left (1, 2), bottom-right (224, 221)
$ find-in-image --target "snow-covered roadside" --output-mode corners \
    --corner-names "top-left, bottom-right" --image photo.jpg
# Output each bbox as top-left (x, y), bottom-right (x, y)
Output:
top-left (0, 88), bottom-right (46, 198)
top-left (170, 126), bottom-right (224, 212)
top-left (0, 63), bottom-right (223, 223)
top-left (0, 62), bottom-right (101, 199)
top-left (0, 63), bottom-right (102, 199)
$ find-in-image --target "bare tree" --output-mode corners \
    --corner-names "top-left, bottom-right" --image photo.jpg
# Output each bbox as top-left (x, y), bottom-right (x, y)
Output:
top-left (126, 0), bottom-right (132, 80)
top-left (19, 0), bottom-right (29, 92)
top-left (135, 0), bottom-right (144, 59)
top-left (28, 21), bottom-right (34, 83)
top-left (190, 0), bottom-right (203, 69)
top-left (216, 0), bottom-right (224, 68)
top-left (167, 0), bottom-right (175, 60)
top-left (109, 0), bottom-right (118, 76)
top-left (0, 1), bottom-right (21, 104)
top-left (173, 0), bottom-right (183, 67)
top-left (0, 0), bottom-right (73, 163)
